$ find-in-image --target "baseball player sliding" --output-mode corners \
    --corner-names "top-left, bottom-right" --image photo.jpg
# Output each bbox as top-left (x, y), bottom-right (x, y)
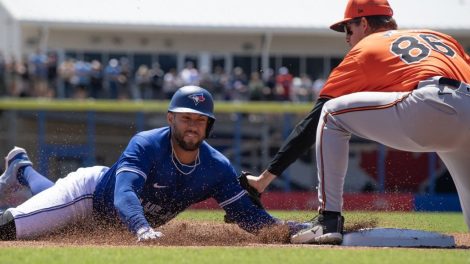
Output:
top-left (247, 0), bottom-right (470, 244)
top-left (0, 86), bottom-right (309, 241)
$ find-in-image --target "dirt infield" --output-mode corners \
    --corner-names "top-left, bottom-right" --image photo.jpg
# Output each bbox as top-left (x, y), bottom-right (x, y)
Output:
top-left (1, 220), bottom-right (469, 248)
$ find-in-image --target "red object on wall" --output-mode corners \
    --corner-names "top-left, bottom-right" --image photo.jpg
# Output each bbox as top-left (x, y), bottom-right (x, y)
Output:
top-left (360, 149), bottom-right (441, 192)
top-left (190, 192), bottom-right (414, 211)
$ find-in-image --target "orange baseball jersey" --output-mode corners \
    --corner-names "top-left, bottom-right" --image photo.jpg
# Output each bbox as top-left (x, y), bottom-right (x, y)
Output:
top-left (320, 29), bottom-right (470, 99)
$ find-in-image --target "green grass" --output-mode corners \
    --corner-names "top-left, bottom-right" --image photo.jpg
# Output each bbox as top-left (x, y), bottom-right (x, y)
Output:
top-left (1, 247), bottom-right (469, 264)
top-left (176, 210), bottom-right (468, 233)
top-left (0, 210), bottom-right (469, 264)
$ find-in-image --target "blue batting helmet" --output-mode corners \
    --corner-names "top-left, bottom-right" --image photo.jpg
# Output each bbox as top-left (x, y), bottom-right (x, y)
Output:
top-left (168, 86), bottom-right (216, 137)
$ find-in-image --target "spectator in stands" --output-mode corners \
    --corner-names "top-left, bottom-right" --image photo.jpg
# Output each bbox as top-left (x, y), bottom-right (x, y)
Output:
top-left (248, 72), bottom-right (265, 101)
top-left (58, 58), bottom-right (76, 98)
top-left (89, 60), bottom-right (103, 99)
top-left (179, 61), bottom-right (199, 86)
top-left (104, 58), bottom-right (121, 99)
top-left (0, 53), bottom-right (6, 96)
top-left (227, 66), bottom-right (248, 101)
top-left (28, 50), bottom-right (49, 97)
top-left (12, 58), bottom-right (31, 97)
top-left (134, 64), bottom-right (151, 100)
top-left (73, 60), bottom-right (92, 99)
top-left (292, 74), bottom-right (313, 102)
top-left (73, 60), bottom-right (91, 99)
top-left (46, 53), bottom-right (58, 98)
top-left (163, 68), bottom-right (180, 99)
top-left (117, 57), bottom-right (131, 100)
top-left (275, 67), bottom-right (293, 101)
top-left (311, 76), bottom-right (325, 102)
top-left (198, 71), bottom-right (214, 97)
top-left (149, 63), bottom-right (164, 99)
top-left (2, 53), bottom-right (333, 102)
top-left (262, 68), bottom-right (276, 101)
top-left (210, 65), bottom-right (228, 100)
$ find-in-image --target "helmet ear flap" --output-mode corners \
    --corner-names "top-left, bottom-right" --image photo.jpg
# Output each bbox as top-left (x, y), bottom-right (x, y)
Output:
top-left (205, 118), bottom-right (215, 138)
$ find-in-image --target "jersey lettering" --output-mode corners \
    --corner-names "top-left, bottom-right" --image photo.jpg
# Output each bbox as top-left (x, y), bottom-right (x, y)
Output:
top-left (391, 36), bottom-right (430, 64)
top-left (419, 34), bottom-right (456, 57)
top-left (143, 202), bottom-right (162, 216)
top-left (390, 34), bottom-right (456, 64)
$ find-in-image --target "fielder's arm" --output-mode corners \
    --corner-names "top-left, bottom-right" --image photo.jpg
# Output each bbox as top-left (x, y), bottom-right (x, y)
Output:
top-left (247, 98), bottom-right (329, 192)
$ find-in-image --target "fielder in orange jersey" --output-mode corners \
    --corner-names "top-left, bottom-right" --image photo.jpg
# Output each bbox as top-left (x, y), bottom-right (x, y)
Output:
top-left (246, 0), bottom-right (470, 245)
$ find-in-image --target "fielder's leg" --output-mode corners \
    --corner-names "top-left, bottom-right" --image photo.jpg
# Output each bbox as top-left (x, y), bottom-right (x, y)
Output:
top-left (293, 91), bottom-right (415, 244)
top-left (438, 152), bottom-right (470, 229)
top-left (317, 79), bottom-right (470, 212)
top-left (294, 79), bottom-right (470, 244)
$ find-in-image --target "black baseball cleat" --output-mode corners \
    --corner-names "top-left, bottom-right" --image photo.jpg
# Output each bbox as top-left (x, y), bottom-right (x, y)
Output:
top-left (290, 211), bottom-right (344, 244)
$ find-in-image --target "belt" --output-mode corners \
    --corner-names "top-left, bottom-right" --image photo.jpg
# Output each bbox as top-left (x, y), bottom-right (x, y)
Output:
top-left (438, 77), bottom-right (461, 88)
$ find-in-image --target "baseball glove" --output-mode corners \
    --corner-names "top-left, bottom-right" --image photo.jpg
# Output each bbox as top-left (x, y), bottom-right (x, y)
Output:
top-left (224, 171), bottom-right (264, 223)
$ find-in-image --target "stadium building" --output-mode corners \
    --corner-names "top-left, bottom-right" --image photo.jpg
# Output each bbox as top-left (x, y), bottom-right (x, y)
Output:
top-left (1, 0), bottom-right (470, 78)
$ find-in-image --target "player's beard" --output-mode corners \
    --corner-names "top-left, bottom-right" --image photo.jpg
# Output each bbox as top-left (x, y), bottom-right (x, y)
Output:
top-left (171, 127), bottom-right (203, 151)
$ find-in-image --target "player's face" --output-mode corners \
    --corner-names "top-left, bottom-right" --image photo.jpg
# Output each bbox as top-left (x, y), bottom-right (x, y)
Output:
top-left (344, 17), bottom-right (367, 47)
top-left (168, 112), bottom-right (208, 151)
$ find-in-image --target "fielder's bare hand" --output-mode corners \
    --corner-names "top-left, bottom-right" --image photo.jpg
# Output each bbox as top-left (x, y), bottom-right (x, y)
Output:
top-left (245, 170), bottom-right (277, 193)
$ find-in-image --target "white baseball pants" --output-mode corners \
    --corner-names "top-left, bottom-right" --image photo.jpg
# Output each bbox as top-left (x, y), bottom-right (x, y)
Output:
top-left (7, 166), bottom-right (108, 239)
top-left (317, 76), bottom-right (470, 229)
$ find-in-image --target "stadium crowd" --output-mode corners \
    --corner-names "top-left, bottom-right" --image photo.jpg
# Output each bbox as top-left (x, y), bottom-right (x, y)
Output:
top-left (0, 52), bottom-right (325, 102)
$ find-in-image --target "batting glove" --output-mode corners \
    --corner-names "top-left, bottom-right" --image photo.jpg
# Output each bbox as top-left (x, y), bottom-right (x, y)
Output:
top-left (136, 226), bottom-right (164, 242)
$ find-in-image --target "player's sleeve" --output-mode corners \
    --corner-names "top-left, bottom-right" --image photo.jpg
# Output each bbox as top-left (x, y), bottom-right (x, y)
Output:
top-left (113, 135), bottom-right (158, 234)
top-left (114, 171), bottom-right (150, 234)
top-left (437, 31), bottom-right (470, 65)
top-left (213, 166), bottom-right (277, 233)
top-left (117, 135), bottom-right (157, 176)
top-left (266, 98), bottom-right (328, 176)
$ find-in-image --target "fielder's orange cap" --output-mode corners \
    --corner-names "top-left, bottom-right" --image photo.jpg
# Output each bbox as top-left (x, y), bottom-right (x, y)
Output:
top-left (330, 0), bottom-right (394, 32)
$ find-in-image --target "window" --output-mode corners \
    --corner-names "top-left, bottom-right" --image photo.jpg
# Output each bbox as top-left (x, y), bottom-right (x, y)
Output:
top-left (281, 56), bottom-right (300, 77)
top-left (84, 52), bottom-right (103, 63)
top-left (212, 56), bottom-right (225, 72)
top-left (108, 53), bottom-right (127, 62)
top-left (65, 51), bottom-right (78, 60)
top-left (158, 53), bottom-right (177, 73)
top-left (184, 55), bottom-right (199, 69)
top-left (306, 57), bottom-right (324, 79)
top-left (233, 55), bottom-right (252, 75)
top-left (133, 53), bottom-right (152, 73)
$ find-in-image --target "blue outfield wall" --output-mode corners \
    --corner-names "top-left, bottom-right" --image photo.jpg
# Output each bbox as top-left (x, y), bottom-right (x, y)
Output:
top-left (414, 194), bottom-right (462, 212)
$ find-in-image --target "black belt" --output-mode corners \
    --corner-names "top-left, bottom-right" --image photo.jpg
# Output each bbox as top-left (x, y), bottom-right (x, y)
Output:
top-left (439, 77), bottom-right (461, 88)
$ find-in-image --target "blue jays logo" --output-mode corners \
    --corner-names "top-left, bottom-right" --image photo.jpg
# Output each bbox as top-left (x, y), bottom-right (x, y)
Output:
top-left (188, 93), bottom-right (205, 105)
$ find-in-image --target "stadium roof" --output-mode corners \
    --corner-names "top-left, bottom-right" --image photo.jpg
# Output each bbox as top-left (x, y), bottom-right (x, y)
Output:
top-left (1, 0), bottom-right (470, 35)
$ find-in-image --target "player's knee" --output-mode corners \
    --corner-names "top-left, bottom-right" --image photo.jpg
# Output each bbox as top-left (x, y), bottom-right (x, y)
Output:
top-left (0, 210), bottom-right (16, 240)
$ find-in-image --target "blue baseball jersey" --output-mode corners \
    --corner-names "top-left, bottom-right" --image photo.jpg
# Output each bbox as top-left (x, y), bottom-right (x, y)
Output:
top-left (93, 127), bottom-right (276, 233)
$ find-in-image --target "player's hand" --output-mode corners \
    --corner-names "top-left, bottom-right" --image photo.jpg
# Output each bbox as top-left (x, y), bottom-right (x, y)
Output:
top-left (245, 170), bottom-right (276, 193)
top-left (238, 171), bottom-right (264, 209)
top-left (136, 226), bottom-right (164, 242)
top-left (245, 174), bottom-right (264, 193)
